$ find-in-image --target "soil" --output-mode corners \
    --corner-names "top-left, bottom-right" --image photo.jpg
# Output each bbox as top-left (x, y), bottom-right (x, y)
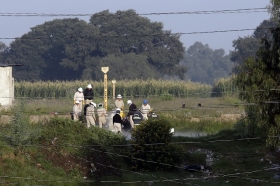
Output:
top-left (39, 142), bottom-right (121, 179)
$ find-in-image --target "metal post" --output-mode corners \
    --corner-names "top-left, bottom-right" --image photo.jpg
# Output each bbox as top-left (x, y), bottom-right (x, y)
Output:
top-left (101, 67), bottom-right (109, 110)
top-left (112, 79), bottom-right (116, 100)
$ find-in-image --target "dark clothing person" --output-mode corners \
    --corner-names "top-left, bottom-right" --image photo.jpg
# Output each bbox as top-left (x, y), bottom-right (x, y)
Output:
top-left (113, 114), bottom-right (122, 124)
top-left (127, 103), bottom-right (137, 116)
top-left (84, 89), bottom-right (94, 100)
top-left (84, 104), bottom-right (90, 116)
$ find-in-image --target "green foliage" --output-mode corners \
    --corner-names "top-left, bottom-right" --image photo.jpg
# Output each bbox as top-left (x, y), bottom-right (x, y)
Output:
top-left (212, 76), bottom-right (237, 97)
top-left (160, 92), bottom-right (173, 101)
top-left (235, 24), bottom-right (280, 150)
top-left (14, 79), bottom-right (213, 99)
top-left (234, 106), bottom-right (267, 138)
top-left (40, 117), bottom-right (126, 179)
top-left (5, 10), bottom-right (186, 81)
top-left (128, 118), bottom-right (184, 171)
top-left (230, 20), bottom-right (277, 71)
top-left (182, 42), bottom-right (233, 84)
top-left (5, 101), bottom-right (41, 152)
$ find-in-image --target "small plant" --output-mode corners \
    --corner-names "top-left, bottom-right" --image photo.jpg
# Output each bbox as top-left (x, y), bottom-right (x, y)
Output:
top-left (128, 118), bottom-right (184, 171)
top-left (160, 92), bottom-right (173, 101)
top-left (5, 100), bottom-right (41, 154)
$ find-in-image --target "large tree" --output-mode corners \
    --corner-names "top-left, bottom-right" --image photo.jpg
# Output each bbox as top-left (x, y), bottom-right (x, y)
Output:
top-left (5, 10), bottom-right (186, 81)
top-left (6, 18), bottom-right (98, 80)
top-left (182, 42), bottom-right (233, 84)
top-left (230, 20), bottom-right (277, 71)
top-left (235, 24), bottom-right (280, 150)
top-left (88, 9), bottom-right (186, 79)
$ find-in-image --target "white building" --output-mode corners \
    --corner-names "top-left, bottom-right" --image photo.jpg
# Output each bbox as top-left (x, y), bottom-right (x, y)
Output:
top-left (0, 66), bottom-right (14, 107)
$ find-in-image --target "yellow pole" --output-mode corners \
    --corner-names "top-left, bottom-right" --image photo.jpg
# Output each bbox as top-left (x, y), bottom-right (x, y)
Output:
top-left (112, 79), bottom-right (116, 100)
top-left (101, 67), bottom-right (109, 110)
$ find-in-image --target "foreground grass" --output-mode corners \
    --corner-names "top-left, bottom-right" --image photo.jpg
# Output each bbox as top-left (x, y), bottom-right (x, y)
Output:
top-left (0, 116), bottom-right (279, 186)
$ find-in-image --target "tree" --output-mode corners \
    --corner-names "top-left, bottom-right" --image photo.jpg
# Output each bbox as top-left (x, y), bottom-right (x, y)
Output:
top-left (269, 0), bottom-right (280, 20)
top-left (89, 9), bottom-right (186, 79)
top-left (230, 20), bottom-right (277, 71)
top-left (5, 9), bottom-right (186, 81)
top-left (0, 42), bottom-right (8, 63)
top-left (235, 25), bottom-right (280, 151)
top-left (6, 18), bottom-right (98, 80)
top-left (182, 42), bottom-right (233, 84)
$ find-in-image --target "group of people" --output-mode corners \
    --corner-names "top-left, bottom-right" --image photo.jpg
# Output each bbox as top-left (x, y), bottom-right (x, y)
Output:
top-left (113, 95), bottom-right (151, 133)
top-left (72, 85), bottom-right (152, 134)
top-left (72, 84), bottom-right (107, 129)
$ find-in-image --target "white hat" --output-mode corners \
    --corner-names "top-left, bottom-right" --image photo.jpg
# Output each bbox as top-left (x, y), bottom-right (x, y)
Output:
top-left (117, 94), bottom-right (122, 99)
top-left (75, 100), bottom-right (80, 104)
top-left (78, 87), bottom-right (83, 92)
top-left (127, 100), bottom-right (132, 105)
top-left (90, 102), bottom-right (96, 107)
top-left (87, 84), bottom-right (92, 89)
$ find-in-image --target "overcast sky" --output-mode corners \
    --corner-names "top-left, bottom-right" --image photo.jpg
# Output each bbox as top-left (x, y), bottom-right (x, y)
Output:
top-left (0, 0), bottom-right (270, 53)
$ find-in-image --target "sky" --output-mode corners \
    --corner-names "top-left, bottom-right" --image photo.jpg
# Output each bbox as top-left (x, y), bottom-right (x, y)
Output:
top-left (0, 0), bottom-right (271, 54)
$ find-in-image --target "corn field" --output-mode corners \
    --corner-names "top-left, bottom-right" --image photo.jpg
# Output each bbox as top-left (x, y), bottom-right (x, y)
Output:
top-left (14, 79), bottom-right (215, 99)
top-left (212, 76), bottom-right (238, 97)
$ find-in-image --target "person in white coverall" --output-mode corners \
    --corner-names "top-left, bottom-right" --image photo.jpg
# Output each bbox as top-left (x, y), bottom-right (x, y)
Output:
top-left (86, 102), bottom-right (96, 128)
top-left (72, 100), bottom-right (80, 121)
top-left (73, 87), bottom-right (84, 113)
top-left (141, 99), bottom-right (151, 120)
top-left (97, 103), bottom-right (107, 128)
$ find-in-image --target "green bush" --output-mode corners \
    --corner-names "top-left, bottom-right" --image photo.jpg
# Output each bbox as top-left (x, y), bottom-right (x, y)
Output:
top-left (128, 118), bottom-right (184, 171)
top-left (5, 101), bottom-right (41, 153)
top-left (234, 106), bottom-right (266, 138)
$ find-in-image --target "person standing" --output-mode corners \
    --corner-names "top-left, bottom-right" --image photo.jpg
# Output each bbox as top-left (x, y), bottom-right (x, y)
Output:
top-left (114, 94), bottom-right (124, 110)
top-left (113, 109), bottom-right (122, 133)
top-left (141, 99), bottom-right (151, 120)
top-left (86, 102), bottom-right (96, 128)
top-left (84, 84), bottom-right (94, 105)
top-left (74, 87), bottom-right (84, 113)
top-left (114, 94), bottom-right (125, 118)
top-left (97, 103), bottom-right (107, 128)
top-left (127, 100), bottom-right (137, 129)
top-left (72, 101), bottom-right (80, 121)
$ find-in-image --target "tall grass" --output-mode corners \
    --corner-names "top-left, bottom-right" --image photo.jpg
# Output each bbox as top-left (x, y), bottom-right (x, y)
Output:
top-left (14, 79), bottom-right (212, 99)
top-left (212, 76), bottom-right (237, 97)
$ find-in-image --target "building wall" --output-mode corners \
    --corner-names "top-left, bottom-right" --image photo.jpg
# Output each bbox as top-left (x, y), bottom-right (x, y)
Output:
top-left (0, 67), bottom-right (14, 106)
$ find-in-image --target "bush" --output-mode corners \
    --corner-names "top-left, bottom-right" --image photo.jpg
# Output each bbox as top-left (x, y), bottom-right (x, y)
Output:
top-left (5, 100), bottom-right (41, 153)
top-left (128, 118), bottom-right (184, 171)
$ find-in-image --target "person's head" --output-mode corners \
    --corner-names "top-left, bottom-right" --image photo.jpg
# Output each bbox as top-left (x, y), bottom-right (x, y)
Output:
top-left (75, 100), bottom-right (80, 105)
top-left (90, 102), bottom-right (96, 107)
top-left (117, 94), bottom-right (122, 100)
top-left (78, 87), bottom-right (83, 92)
top-left (127, 100), bottom-right (132, 105)
top-left (87, 84), bottom-right (92, 89)
top-left (98, 103), bottom-right (103, 108)
top-left (116, 109), bottom-right (120, 114)
top-left (143, 99), bottom-right (148, 105)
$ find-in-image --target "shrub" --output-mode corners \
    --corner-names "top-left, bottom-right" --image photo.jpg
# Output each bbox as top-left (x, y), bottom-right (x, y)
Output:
top-left (128, 118), bottom-right (184, 171)
top-left (5, 100), bottom-right (41, 153)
